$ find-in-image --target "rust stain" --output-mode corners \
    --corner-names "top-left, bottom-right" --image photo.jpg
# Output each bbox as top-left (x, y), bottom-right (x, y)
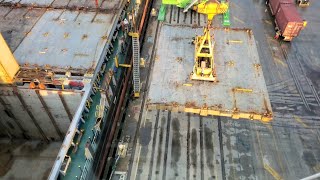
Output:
top-left (175, 57), bottom-right (183, 62)
top-left (82, 34), bottom-right (88, 40)
top-left (43, 32), bottom-right (49, 37)
top-left (185, 101), bottom-right (198, 108)
top-left (63, 32), bottom-right (70, 39)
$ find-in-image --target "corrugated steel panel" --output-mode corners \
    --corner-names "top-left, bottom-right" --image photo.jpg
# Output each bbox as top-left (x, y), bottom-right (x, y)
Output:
top-left (0, 86), bottom-right (83, 140)
top-left (0, 87), bottom-right (42, 139)
top-left (275, 3), bottom-right (303, 38)
top-left (38, 90), bottom-right (71, 134)
top-left (61, 92), bottom-right (83, 116)
top-left (269, 0), bottom-right (292, 15)
top-left (18, 89), bottom-right (61, 140)
top-left (0, 33), bottom-right (19, 84)
top-left (0, 103), bottom-right (24, 138)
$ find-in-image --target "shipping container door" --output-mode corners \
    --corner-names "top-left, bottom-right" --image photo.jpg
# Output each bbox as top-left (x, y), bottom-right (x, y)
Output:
top-left (292, 22), bottom-right (303, 36)
top-left (283, 22), bottom-right (294, 37)
top-left (284, 22), bottom-right (302, 37)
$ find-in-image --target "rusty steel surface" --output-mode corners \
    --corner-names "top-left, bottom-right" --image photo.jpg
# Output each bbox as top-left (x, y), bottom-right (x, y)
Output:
top-left (12, 10), bottom-right (115, 71)
top-left (275, 4), bottom-right (303, 37)
top-left (267, 0), bottom-right (304, 40)
top-left (0, 0), bottom-right (122, 11)
top-left (268, 0), bottom-right (292, 15)
top-left (115, 0), bottom-right (320, 180)
top-left (0, 1), bottom-right (124, 179)
top-left (147, 25), bottom-right (272, 121)
top-left (0, 0), bottom-right (121, 73)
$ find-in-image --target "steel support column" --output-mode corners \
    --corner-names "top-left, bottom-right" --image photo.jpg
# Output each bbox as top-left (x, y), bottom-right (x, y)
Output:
top-left (36, 90), bottom-right (64, 140)
top-left (14, 88), bottom-right (49, 142)
top-left (0, 96), bottom-right (28, 138)
top-left (58, 92), bottom-right (73, 122)
top-left (0, 115), bottom-right (13, 139)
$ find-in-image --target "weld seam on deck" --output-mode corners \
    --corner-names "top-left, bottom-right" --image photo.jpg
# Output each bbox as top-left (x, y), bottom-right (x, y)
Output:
top-left (10, 7), bottom-right (45, 52)
top-left (58, 93), bottom-right (73, 122)
top-left (190, 9), bottom-right (193, 24)
top-left (218, 117), bottom-right (226, 180)
top-left (169, 5), bottom-right (172, 24)
top-left (199, 116), bottom-right (204, 180)
top-left (3, 8), bottom-right (12, 18)
top-left (148, 110), bottom-right (160, 180)
top-left (14, 89), bottom-right (48, 142)
top-left (177, 8), bottom-right (180, 24)
top-left (36, 90), bottom-right (64, 140)
top-left (162, 111), bottom-right (171, 180)
top-left (245, 121), bottom-right (258, 177)
top-left (99, 0), bottom-right (107, 8)
top-left (156, 114), bottom-right (164, 176)
top-left (186, 113), bottom-right (190, 180)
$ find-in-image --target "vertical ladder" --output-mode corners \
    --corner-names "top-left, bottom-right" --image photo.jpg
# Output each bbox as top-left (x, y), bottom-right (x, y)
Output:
top-left (131, 33), bottom-right (140, 97)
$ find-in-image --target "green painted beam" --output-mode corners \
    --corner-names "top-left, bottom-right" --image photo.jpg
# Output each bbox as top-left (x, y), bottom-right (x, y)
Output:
top-left (158, 4), bottom-right (166, 21)
top-left (221, 0), bottom-right (231, 27)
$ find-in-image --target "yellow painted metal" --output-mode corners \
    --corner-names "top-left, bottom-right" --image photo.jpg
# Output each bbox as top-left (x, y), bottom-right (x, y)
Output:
top-left (297, 0), bottom-right (310, 7)
top-left (193, 1), bottom-right (229, 21)
top-left (129, 32), bottom-right (139, 38)
top-left (86, 100), bottom-right (91, 108)
top-left (0, 33), bottom-right (20, 84)
top-left (183, 83), bottom-right (193, 86)
top-left (114, 56), bottom-right (119, 68)
top-left (228, 40), bottom-right (243, 43)
top-left (200, 107), bottom-right (208, 116)
top-left (147, 104), bottom-right (272, 122)
top-left (264, 163), bottom-right (283, 180)
top-left (119, 64), bottom-right (131, 68)
top-left (233, 87), bottom-right (253, 93)
top-left (134, 92), bottom-right (140, 97)
top-left (190, 1), bottom-right (229, 82)
top-left (140, 58), bottom-right (145, 67)
top-left (190, 27), bottom-right (217, 82)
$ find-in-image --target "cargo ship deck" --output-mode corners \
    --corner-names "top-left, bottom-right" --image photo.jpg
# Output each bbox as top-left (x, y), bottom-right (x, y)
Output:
top-left (110, 0), bottom-right (320, 179)
top-left (0, 0), bottom-right (319, 179)
top-left (0, 0), bottom-right (133, 179)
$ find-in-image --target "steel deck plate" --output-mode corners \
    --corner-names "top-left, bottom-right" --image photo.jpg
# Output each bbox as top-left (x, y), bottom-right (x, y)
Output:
top-left (12, 10), bottom-right (115, 70)
top-left (0, 0), bottom-right (122, 10)
top-left (147, 25), bottom-right (272, 120)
